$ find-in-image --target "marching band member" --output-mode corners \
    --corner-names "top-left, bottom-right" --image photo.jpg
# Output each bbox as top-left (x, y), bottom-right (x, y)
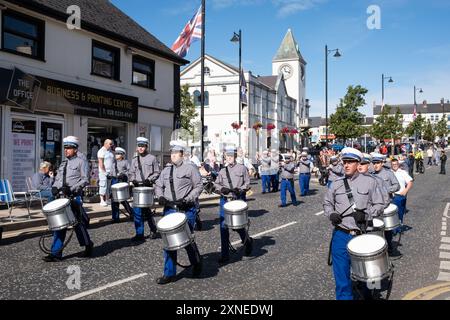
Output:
top-left (298, 151), bottom-right (312, 196)
top-left (129, 137), bottom-right (160, 241)
top-left (45, 136), bottom-right (93, 262)
top-left (279, 155), bottom-right (299, 208)
top-left (370, 153), bottom-right (400, 255)
top-left (323, 148), bottom-right (384, 300)
top-left (110, 147), bottom-right (134, 223)
top-left (214, 145), bottom-right (253, 264)
top-left (155, 141), bottom-right (203, 284)
top-left (327, 156), bottom-right (344, 189)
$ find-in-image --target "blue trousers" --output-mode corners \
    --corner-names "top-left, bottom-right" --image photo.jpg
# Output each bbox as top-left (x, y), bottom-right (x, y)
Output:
top-left (392, 195), bottom-right (407, 235)
top-left (327, 180), bottom-right (332, 189)
top-left (219, 195), bottom-right (248, 259)
top-left (261, 175), bottom-right (271, 193)
top-left (40, 190), bottom-right (54, 203)
top-left (299, 173), bottom-right (311, 196)
top-left (163, 206), bottom-right (201, 277)
top-left (271, 174), bottom-right (279, 192)
top-left (331, 230), bottom-right (354, 300)
top-left (280, 179), bottom-right (297, 206)
top-left (51, 196), bottom-right (92, 258)
top-left (133, 206), bottom-right (157, 236)
top-left (110, 178), bottom-right (134, 221)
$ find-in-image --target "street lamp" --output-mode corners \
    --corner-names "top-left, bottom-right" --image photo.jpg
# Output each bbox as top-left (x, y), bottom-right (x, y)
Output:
top-left (413, 86), bottom-right (423, 142)
top-left (381, 74), bottom-right (393, 108)
top-left (325, 45), bottom-right (341, 147)
top-left (231, 30), bottom-right (242, 147)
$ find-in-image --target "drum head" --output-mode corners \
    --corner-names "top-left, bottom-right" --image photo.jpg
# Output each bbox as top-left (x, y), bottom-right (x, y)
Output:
top-left (224, 200), bottom-right (248, 212)
top-left (157, 212), bottom-right (187, 231)
top-left (372, 218), bottom-right (385, 228)
top-left (112, 182), bottom-right (129, 189)
top-left (43, 198), bottom-right (70, 211)
top-left (347, 234), bottom-right (386, 256)
top-left (384, 203), bottom-right (398, 215)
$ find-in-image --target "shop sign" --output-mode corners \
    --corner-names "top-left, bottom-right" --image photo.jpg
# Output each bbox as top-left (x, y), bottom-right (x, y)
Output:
top-left (6, 67), bottom-right (41, 113)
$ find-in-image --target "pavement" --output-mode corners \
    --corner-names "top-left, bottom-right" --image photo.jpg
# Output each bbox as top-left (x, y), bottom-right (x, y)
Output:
top-left (0, 161), bottom-right (449, 300)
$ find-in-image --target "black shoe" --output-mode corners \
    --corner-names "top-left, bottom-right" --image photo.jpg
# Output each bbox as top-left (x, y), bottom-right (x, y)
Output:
top-left (149, 231), bottom-right (159, 240)
top-left (293, 202), bottom-right (300, 206)
top-left (131, 235), bottom-right (145, 242)
top-left (218, 256), bottom-right (230, 264)
top-left (192, 261), bottom-right (203, 277)
top-left (84, 242), bottom-right (94, 257)
top-left (262, 192), bottom-right (266, 194)
top-left (278, 204), bottom-right (286, 208)
top-left (0, 226), bottom-right (3, 243)
top-left (112, 219), bottom-right (120, 224)
top-left (42, 254), bottom-right (62, 262)
top-left (156, 275), bottom-right (176, 285)
top-left (244, 237), bottom-right (253, 256)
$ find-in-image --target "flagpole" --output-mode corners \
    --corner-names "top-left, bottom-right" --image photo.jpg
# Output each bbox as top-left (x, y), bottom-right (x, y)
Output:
top-left (200, 0), bottom-right (206, 162)
top-left (238, 29), bottom-right (242, 148)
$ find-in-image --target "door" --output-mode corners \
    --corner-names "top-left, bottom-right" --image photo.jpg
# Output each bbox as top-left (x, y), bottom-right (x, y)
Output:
top-left (40, 121), bottom-right (63, 169)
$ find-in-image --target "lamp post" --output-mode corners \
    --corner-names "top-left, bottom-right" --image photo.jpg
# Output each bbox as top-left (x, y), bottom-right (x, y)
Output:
top-left (231, 30), bottom-right (242, 148)
top-left (414, 86), bottom-right (423, 143)
top-left (325, 45), bottom-right (341, 147)
top-left (381, 74), bottom-right (393, 108)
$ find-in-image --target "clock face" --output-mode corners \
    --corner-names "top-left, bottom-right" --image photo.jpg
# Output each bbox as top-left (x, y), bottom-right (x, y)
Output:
top-left (279, 64), bottom-right (293, 79)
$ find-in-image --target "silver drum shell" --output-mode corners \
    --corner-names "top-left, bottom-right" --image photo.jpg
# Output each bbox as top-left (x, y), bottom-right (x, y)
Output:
top-left (367, 218), bottom-right (385, 238)
top-left (43, 201), bottom-right (77, 231)
top-left (158, 221), bottom-right (194, 251)
top-left (348, 238), bottom-right (391, 283)
top-left (224, 207), bottom-right (249, 230)
top-left (382, 208), bottom-right (400, 231)
top-left (133, 187), bottom-right (154, 208)
top-left (111, 184), bottom-right (130, 202)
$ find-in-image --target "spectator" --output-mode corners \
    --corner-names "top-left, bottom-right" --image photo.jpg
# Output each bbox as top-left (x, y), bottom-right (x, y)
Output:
top-left (97, 139), bottom-right (114, 206)
top-left (31, 161), bottom-right (55, 202)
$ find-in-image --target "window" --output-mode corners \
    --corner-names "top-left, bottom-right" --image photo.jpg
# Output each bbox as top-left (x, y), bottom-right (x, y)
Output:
top-left (204, 67), bottom-right (210, 76)
top-left (92, 40), bottom-right (120, 80)
top-left (1, 10), bottom-right (45, 60)
top-left (222, 85), bottom-right (227, 92)
top-left (132, 56), bottom-right (155, 89)
top-left (193, 90), bottom-right (209, 106)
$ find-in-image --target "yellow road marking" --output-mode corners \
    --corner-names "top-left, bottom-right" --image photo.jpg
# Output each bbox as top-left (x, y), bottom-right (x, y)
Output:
top-left (403, 282), bottom-right (450, 300)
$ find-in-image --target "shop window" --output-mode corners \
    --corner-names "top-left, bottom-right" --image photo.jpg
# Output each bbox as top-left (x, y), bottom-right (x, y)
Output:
top-left (40, 122), bottom-right (62, 169)
top-left (193, 90), bottom-right (209, 106)
top-left (87, 119), bottom-right (127, 161)
top-left (132, 56), bottom-right (155, 89)
top-left (1, 10), bottom-right (45, 60)
top-left (151, 125), bottom-right (162, 152)
top-left (11, 119), bottom-right (36, 192)
top-left (91, 40), bottom-right (121, 80)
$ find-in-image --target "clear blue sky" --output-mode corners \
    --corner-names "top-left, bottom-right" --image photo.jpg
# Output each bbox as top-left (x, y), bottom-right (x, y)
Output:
top-left (111, 0), bottom-right (450, 117)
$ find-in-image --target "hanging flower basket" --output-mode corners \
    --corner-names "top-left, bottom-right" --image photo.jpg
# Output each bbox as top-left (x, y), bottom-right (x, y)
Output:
top-left (231, 121), bottom-right (242, 130)
top-left (281, 126), bottom-right (290, 134)
top-left (290, 128), bottom-right (299, 136)
top-left (253, 121), bottom-right (263, 134)
top-left (267, 123), bottom-right (276, 131)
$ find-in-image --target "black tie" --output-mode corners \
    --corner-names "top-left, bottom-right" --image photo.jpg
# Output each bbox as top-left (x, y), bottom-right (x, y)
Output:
top-left (62, 160), bottom-right (68, 187)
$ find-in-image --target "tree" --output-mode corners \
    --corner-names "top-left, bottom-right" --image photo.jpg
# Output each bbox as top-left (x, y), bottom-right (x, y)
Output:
top-left (180, 84), bottom-right (198, 137)
top-left (329, 85), bottom-right (367, 143)
top-left (371, 106), bottom-right (404, 153)
top-left (434, 114), bottom-right (449, 139)
top-left (404, 113), bottom-right (426, 140)
top-left (423, 119), bottom-right (435, 142)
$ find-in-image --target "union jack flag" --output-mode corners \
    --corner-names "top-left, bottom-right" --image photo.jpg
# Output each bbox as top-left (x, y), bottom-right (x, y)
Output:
top-left (171, 5), bottom-right (202, 58)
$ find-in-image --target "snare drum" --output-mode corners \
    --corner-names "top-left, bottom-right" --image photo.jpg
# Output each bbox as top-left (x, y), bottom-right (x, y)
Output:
top-left (367, 218), bottom-right (385, 238)
top-left (347, 234), bottom-right (391, 283)
top-left (111, 182), bottom-right (130, 202)
top-left (157, 212), bottom-right (194, 251)
top-left (133, 187), bottom-right (154, 208)
top-left (382, 203), bottom-right (400, 231)
top-left (223, 200), bottom-right (249, 230)
top-left (42, 198), bottom-right (77, 231)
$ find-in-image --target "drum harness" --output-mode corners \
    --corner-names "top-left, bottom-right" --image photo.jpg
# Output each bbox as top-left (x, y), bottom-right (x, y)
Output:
top-left (166, 165), bottom-right (201, 269)
top-left (39, 161), bottom-right (78, 255)
top-left (224, 167), bottom-right (252, 255)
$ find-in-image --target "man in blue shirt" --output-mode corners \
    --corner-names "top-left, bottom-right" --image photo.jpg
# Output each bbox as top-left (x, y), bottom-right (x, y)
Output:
top-left (32, 161), bottom-right (55, 202)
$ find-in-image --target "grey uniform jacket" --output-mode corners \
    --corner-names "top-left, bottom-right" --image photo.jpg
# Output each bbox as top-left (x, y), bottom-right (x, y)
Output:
top-left (53, 155), bottom-right (89, 192)
top-left (323, 173), bottom-right (385, 231)
top-left (129, 153), bottom-right (160, 183)
top-left (328, 163), bottom-right (344, 182)
top-left (372, 167), bottom-right (400, 195)
top-left (155, 161), bottom-right (203, 203)
top-left (31, 172), bottom-right (54, 191)
top-left (111, 159), bottom-right (130, 177)
top-left (77, 151), bottom-right (90, 176)
top-left (280, 162), bottom-right (296, 180)
top-left (260, 156), bottom-right (271, 175)
top-left (298, 159), bottom-right (311, 174)
top-left (214, 163), bottom-right (250, 191)
top-left (367, 173), bottom-right (391, 210)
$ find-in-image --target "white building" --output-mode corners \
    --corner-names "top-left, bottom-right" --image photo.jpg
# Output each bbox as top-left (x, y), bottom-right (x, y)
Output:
top-left (180, 29), bottom-right (309, 160)
top-left (0, 0), bottom-right (187, 191)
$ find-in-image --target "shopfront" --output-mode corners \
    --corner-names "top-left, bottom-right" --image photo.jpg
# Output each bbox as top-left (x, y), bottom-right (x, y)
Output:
top-left (1, 66), bottom-right (138, 192)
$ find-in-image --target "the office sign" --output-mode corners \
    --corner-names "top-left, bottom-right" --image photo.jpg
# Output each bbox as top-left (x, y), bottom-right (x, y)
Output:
top-left (6, 67), bottom-right (41, 113)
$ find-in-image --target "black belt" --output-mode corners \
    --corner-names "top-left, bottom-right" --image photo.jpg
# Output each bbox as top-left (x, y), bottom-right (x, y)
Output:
top-left (300, 173), bottom-right (311, 175)
top-left (335, 226), bottom-right (361, 236)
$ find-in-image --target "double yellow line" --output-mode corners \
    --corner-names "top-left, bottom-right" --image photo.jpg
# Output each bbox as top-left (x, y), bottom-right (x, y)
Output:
top-left (403, 282), bottom-right (450, 300)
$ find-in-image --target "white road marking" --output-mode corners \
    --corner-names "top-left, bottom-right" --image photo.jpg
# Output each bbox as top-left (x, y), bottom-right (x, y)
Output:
top-left (440, 252), bottom-right (450, 260)
top-left (440, 261), bottom-right (450, 271)
top-left (444, 203), bottom-right (450, 219)
top-left (437, 271), bottom-right (450, 282)
top-left (63, 273), bottom-right (148, 300)
top-left (443, 217), bottom-right (448, 222)
top-left (315, 211), bottom-right (324, 216)
top-left (442, 231), bottom-right (447, 236)
top-left (440, 244), bottom-right (450, 251)
top-left (443, 226), bottom-right (447, 231)
top-left (229, 221), bottom-right (298, 246)
top-left (441, 237), bottom-right (450, 244)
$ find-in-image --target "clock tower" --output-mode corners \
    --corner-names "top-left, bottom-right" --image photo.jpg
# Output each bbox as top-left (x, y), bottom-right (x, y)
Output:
top-left (272, 29), bottom-right (307, 124)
